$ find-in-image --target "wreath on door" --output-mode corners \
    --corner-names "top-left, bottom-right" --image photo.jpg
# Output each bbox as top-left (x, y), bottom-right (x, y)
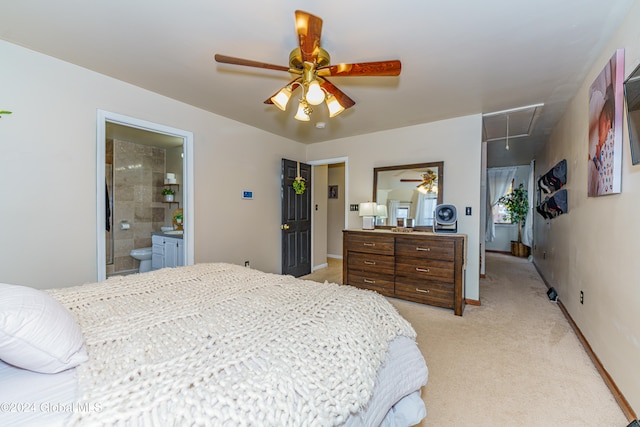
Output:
top-left (292, 161), bottom-right (306, 195)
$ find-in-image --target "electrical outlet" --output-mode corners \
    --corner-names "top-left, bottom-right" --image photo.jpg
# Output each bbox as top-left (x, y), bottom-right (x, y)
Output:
top-left (244, 261), bottom-right (250, 268)
top-left (580, 290), bottom-right (584, 304)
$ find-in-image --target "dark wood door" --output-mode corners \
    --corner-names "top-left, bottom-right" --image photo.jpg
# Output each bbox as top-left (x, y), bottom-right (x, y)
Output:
top-left (281, 158), bottom-right (311, 277)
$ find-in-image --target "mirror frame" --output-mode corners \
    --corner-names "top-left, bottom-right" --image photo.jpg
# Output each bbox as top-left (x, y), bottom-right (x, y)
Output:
top-left (372, 161), bottom-right (444, 230)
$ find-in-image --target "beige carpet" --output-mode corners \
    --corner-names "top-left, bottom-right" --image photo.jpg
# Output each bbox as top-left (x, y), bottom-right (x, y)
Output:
top-left (303, 253), bottom-right (627, 426)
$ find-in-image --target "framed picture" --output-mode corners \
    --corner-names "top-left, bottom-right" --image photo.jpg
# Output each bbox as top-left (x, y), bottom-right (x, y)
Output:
top-left (328, 185), bottom-right (338, 199)
top-left (588, 48), bottom-right (624, 196)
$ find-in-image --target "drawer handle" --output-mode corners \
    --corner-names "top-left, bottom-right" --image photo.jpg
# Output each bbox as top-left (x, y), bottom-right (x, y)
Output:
top-left (416, 267), bottom-right (430, 273)
top-left (363, 242), bottom-right (376, 247)
top-left (363, 279), bottom-right (376, 284)
top-left (364, 260), bottom-right (376, 265)
top-left (415, 288), bottom-right (430, 294)
top-left (416, 247), bottom-right (431, 252)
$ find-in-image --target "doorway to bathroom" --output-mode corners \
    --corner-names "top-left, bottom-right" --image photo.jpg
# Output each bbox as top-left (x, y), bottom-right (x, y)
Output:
top-left (96, 110), bottom-right (194, 281)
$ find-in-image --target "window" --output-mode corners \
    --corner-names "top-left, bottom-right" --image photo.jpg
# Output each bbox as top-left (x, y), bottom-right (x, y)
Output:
top-left (396, 206), bottom-right (410, 219)
top-left (493, 181), bottom-right (514, 224)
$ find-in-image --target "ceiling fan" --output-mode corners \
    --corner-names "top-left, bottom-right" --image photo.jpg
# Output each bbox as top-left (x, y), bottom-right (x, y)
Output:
top-left (214, 10), bottom-right (401, 121)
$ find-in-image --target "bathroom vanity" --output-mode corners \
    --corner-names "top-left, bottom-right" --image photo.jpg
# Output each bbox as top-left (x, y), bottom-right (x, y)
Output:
top-left (151, 232), bottom-right (184, 270)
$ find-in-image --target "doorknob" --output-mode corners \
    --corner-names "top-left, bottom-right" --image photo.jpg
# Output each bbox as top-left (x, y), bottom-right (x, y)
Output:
top-left (281, 224), bottom-right (290, 230)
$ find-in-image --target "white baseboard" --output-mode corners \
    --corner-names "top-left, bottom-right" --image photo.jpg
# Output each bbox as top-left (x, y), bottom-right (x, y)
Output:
top-left (312, 263), bottom-right (329, 272)
top-left (327, 254), bottom-right (343, 260)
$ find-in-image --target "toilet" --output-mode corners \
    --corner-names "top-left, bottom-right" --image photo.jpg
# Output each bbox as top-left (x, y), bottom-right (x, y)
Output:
top-left (130, 247), bottom-right (153, 273)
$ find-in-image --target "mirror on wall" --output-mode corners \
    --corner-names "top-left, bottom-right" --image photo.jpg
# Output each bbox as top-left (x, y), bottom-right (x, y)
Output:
top-left (624, 62), bottom-right (640, 165)
top-left (373, 162), bottom-right (443, 229)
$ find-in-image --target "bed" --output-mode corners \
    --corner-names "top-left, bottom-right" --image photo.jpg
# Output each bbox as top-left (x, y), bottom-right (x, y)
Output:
top-left (0, 263), bottom-right (428, 426)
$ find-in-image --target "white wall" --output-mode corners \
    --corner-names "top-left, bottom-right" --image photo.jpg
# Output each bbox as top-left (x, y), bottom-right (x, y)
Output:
top-left (533, 1), bottom-right (640, 412)
top-left (307, 115), bottom-right (483, 301)
top-left (0, 40), bottom-right (305, 288)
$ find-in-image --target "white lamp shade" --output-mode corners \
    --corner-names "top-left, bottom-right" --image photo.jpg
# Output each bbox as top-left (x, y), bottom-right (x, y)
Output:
top-left (376, 205), bottom-right (388, 218)
top-left (359, 202), bottom-right (377, 217)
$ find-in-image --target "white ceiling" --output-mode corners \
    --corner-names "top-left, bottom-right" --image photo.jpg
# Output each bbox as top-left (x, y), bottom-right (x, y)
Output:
top-left (1, 0), bottom-right (634, 167)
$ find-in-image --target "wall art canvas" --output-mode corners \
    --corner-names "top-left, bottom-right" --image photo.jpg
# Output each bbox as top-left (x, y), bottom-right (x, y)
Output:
top-left (588, 48), bottom-right (624, 196)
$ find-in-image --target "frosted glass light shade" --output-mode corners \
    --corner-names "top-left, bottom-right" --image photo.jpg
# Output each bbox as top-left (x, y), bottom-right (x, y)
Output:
top-left (294, 102), bottom-right (310, 121)
top-left (326, 94), bottom-right (345, 117)
top-left (305, 80), bottom-right (325, 105)
top-left (271, 87), bottom-right (292, 111)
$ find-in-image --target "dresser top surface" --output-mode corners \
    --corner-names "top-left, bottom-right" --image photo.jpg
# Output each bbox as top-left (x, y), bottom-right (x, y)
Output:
top-left (344, 229), bottom-right (467, 238)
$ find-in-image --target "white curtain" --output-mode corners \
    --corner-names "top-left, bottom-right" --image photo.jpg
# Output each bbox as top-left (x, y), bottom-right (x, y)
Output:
top-left (522, 160), bottom-right (535, 248)
top-left (387, 200), bottom-right (399, 227)
top-left (486, 167), bottom-right (517, 242)
top-left (414, 193), bottom-right (437, 226)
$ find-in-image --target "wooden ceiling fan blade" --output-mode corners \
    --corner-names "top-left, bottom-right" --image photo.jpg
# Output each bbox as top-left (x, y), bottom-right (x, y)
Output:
top-left (264, 78), bottom-right (302, 104)
top-left (295, 10), bottom-right (323, 63)
top-left (320, 78), bottom-right (356, 109)
top-left (317, 60), bottom-right (402, 77)
top-left (214, 54), bottom-right (291, 72)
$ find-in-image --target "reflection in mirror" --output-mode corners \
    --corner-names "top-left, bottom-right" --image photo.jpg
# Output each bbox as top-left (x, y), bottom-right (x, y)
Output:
top-left (373, 162), bottom-right (443, 229)
top-left (624, 62), bottom-right (640, 165)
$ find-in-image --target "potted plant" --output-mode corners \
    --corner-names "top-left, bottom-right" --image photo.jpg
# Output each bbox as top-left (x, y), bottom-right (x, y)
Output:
top-left (498, 183), bottom-right (529, 257)
top-left (173, 212), bottom-right (184, 231)
top-left (162, 188), bottom-right (175, 202)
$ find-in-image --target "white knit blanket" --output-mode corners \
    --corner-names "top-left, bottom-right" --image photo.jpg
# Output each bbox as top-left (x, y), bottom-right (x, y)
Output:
top-left (47, 263), bottom-right (416, 426)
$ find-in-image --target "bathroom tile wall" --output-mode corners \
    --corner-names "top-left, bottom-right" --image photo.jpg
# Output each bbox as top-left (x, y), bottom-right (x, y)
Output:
top-left (111, 139), bottom-right (166, 274)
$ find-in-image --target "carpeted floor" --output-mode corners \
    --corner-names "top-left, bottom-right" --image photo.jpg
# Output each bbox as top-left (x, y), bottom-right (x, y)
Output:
top-left (302, 252), bottom-right (627, 426)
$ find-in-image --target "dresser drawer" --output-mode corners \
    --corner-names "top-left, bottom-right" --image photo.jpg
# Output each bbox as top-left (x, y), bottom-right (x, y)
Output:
top-left (395, 257), bottom-right (454, 282)
top-left (395, 277), bottom-right (454, 308)
top-left (346, 233), bottom-right (395, 255)
top-left (347, 252), bottom-right (395, 275)
top-left (395, 237), bottom-right (455, 261)
top-left (347, 271), bottom-right (395, 297)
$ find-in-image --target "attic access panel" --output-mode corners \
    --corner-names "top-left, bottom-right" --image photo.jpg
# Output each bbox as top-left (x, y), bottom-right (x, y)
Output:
top-left (482, 104), bottom-right (543, 142)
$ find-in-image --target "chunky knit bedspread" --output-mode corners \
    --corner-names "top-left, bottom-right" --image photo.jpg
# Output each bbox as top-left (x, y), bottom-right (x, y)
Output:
top-left (47, 263), bottom-right (417, 426)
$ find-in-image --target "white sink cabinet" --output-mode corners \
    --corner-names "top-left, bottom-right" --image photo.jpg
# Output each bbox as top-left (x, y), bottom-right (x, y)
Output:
top-left (152, 234), bottom-right (184, 270)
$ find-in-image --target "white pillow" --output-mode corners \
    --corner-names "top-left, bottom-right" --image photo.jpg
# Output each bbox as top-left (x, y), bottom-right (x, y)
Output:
top-left (0, 283), bottom-right (88, 373)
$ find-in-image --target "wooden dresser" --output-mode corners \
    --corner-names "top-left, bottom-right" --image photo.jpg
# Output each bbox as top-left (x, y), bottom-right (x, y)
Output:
top-left (343, 229), bottom-right (466, 315)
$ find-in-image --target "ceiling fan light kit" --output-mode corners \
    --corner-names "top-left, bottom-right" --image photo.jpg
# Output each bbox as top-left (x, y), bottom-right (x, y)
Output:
top-left (416, 170), bottom-right (438, 194)
top-left (325, 94), bottom-right (345, 118)
top-left (214, 10), bottom-right (401, 122)
top-left (271, 86), bottom-right (293, 111)
top-left (294, 101), bottom-right (311, 121)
